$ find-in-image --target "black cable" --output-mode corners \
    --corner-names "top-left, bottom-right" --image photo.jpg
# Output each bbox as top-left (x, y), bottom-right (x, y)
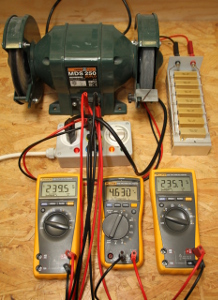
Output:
top-left (66, 98), bottom-right (166, 179)
top-left (70, 96), bottom-right (97, 300)
top-left (122, 0), bottom-right (132, 35)
top-left (94, 98), bottom-right (167, 177)
top-left (65, 271), bottom-right (70, 299)
top-left (143, 108), bottom-right (161, 181)
top-left (160, 35), bottom-right (180, 56)
top-left (88, 94), bottom-right (98, 300)
top-left (45, 0), bottom-right (62, 34)
top-left (20, 98), bottom-right (166, 182)
top-left (18, 125), bottom-right (84, 180)
top-left (94, 256), bottom-right (122, 300)
top-left (160, 35), bottom-right (175, 44)
top-left (184, 262), bottom-right (205, 300)
top-left (88, 223), bottom-right (94, 300)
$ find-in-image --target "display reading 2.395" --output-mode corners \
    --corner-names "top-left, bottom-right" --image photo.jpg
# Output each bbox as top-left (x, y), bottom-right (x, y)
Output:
top-left (34, 173), bottom-right (81, 279)
top-left (41, 181), bottom-right (76, 197)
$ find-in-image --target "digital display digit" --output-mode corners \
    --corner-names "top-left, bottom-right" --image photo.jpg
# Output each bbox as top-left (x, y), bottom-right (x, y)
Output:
top-left (105, 186), bottom-right (138, 201)
top-left (156, 176), bottom-right (191, 192)
top-left (41, 181), bottom-right (76, 197)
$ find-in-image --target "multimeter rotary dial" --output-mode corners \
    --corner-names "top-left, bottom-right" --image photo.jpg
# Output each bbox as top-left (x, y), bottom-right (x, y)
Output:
top-left (164, 207), bottom-right (190, 232)
top-left (103, 213), bottom-right (129, 240)
top-left (44, 212), bottom-right (69, 237)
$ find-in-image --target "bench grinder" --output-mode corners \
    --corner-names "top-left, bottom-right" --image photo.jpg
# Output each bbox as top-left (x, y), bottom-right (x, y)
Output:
top-left (2, 13), bottom-right (162, 116)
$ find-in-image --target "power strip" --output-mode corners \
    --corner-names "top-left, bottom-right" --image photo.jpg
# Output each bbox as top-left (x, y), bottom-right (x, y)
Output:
top-left (166, 56), bottom-right (211, 155)
top-left (55, 121), bottom-right (132, 167)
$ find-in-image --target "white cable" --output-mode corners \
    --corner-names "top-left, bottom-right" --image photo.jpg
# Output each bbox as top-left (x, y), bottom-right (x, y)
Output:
top-left (0, 148), bottom-right (56, 161)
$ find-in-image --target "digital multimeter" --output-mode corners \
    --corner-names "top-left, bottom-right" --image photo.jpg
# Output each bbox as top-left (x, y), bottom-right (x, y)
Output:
top-left (149, 169), bottom-right (200, 274)
top-left (100, 176), bottom-right (144, 269)
top-left (33, 173), bottom-right (81, 279)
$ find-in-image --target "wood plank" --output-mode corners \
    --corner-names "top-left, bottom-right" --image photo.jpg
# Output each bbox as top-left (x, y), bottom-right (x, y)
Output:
top-left (0, 20), bottom-right (218, 299)
top-left (0, 0), bottom-right (218, 24)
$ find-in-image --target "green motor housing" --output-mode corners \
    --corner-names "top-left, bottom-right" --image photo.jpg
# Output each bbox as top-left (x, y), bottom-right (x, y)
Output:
top-left (2, 13), bottom-right (162, 116)
top-left (33, 23), bottom-right (134, 115)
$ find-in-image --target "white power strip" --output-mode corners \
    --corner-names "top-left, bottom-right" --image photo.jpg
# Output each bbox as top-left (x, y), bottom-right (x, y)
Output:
top-left (55, 121), bottom-right (132, 167)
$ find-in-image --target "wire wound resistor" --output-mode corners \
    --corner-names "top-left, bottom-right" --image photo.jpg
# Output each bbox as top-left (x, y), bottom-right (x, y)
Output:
top-left (174, 71), bottom-right (198, 80)
top-left (176, 89), bottom-right (201, 97)
top-left (178, 107), bottom-right (203, 117)
top-left (180, 127), bottom-right (207, 139)
top-left (178, 117), bottom-right (205, 127)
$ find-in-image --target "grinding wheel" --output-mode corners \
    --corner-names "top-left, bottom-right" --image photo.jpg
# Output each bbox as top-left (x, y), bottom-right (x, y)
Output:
top-left (8, 49), bottom-right (31, 104)
top-left (138, 47), bottom-right (155, 89)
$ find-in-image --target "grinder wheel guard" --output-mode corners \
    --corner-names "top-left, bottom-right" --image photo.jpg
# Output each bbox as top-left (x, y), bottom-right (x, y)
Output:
top-left (8, 49), bottom-right (31, 104)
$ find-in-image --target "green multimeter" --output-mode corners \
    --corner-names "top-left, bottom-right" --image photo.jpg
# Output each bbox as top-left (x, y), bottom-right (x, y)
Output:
top-left (33, 173), bottom-right (81, 279)
top-left (149, 169), bottom-right (200, 274)
top-left (100, 176), bottom-right (144, 269)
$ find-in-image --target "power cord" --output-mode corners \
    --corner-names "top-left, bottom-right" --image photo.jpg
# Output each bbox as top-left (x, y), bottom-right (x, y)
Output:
top-left (45, 0), bottom-right (62, 34)
top-left (122, 0), bottom-right (132, 35)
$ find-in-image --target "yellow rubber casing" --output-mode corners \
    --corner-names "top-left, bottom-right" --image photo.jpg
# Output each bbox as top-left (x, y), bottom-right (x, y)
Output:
top-left (33, 173), bottom-right (81, 279)
top-left (149, 169), bottom-right (200, 274)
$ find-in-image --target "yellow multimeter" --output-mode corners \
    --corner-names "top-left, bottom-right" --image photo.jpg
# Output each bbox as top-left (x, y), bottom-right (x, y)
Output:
top-left (33, 173), bottom-right (81, 279)
top-left (149, 169), bottom-right (200, 274)
top-left (100, 176), bottom-right (144, 269)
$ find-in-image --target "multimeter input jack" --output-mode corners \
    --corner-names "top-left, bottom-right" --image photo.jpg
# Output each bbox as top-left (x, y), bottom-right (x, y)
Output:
top-left (119, 251), bottom-right (126, 262)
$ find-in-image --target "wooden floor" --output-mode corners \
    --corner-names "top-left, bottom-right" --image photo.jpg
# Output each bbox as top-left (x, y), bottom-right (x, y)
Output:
top-left (0, 19), bottom-right (218, 300)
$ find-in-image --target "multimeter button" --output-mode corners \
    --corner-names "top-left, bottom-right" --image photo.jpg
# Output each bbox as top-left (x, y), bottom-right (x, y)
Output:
top-left (41, 208), bottom-right (46, 213)
top-left (158, 197), bottom-right (166, 201)
top-left (159, 203), bottom-right (164, 207)
top-left (185, 197), bottom-right (193, 201)
top-left (107, 253), bottom-right (114, 259)
top-left (176, 197), bottom-right (184, 201)
top-left (122, 203), bottom-right (129, 207)
top-left (187, 261), bottom-right (195, 266)
top-left (48, 202), bottom-right (57, 206)
top-left (114, 203), bottom-right (121, 207)
top-left (167, 197), bottom-right (176, 201)
top-left (58, 202), bottom-right (66, 206)
top-left (131, 203), bottom-right (137, 208)
top-left (160, 248), bottom-right (167, 254)
top-left (131, 209), bottom-right (137, 214)
top-left (106, 203), bottom-right (113, 207)
top-left (162, 260), bottom-right (168, 266)
top-left (41, 202), bottom-right (48, 206)
top-left (67, 202), bottom-right (74, 206)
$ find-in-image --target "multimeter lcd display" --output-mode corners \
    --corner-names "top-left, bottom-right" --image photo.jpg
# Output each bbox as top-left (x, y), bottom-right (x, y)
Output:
top-left (105, 186), bottom-right (138, 201)
top-left (156, 176), bottom-right (191, 192)
top-left (41, 181), bottom-right (76, 197)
